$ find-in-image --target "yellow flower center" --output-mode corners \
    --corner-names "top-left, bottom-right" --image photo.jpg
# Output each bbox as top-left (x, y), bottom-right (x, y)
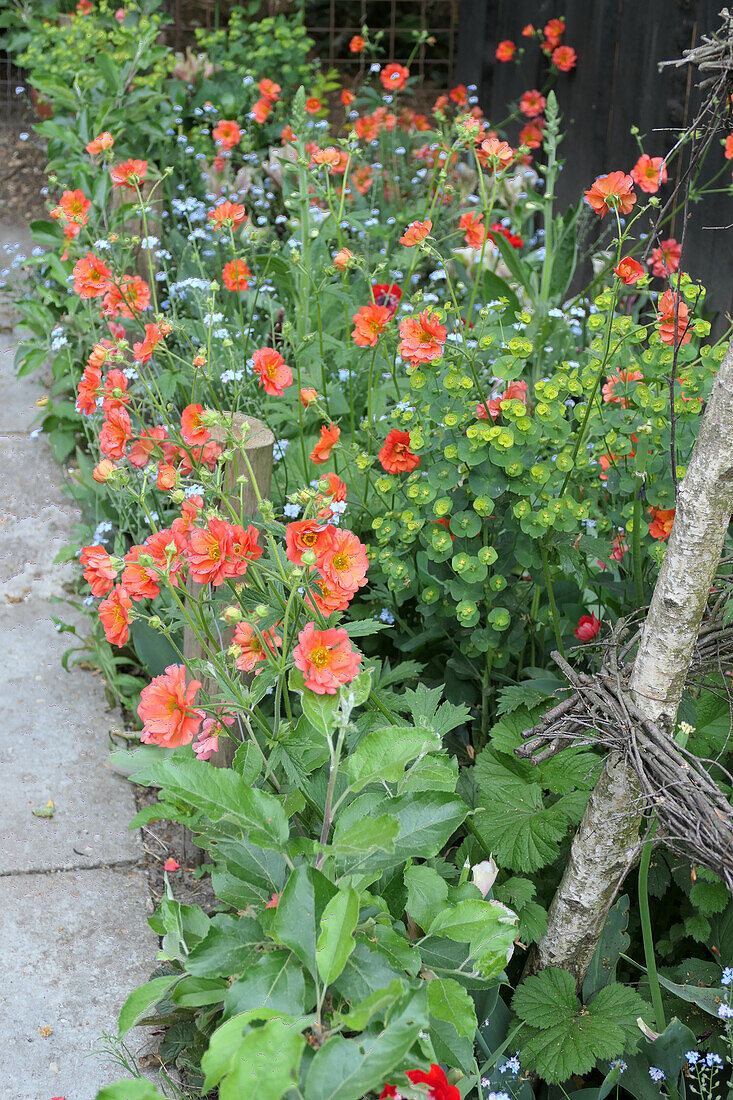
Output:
top-left (310, 645), bottom-right (331, 668)
top-left (332, 552), bottom-right (349, 572)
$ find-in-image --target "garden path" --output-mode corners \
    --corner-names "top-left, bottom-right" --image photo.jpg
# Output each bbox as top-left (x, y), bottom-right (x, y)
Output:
top-left (0, 215), bottom-right (159, 1099)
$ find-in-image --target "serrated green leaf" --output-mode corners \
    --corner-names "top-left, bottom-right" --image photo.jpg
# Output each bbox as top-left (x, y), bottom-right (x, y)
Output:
top-left (202, 1009), bottom-right (303, 1090)
top-left (346, 726), bottom-right (441, 791)
top-left (186, 915), bottom-right (264, 978)
top-left (224, 951), bottom-right (307, 1017)
top-left (690, 879), bottom-right (729, 915)
top-left (427, 977), bottom-right (477, 1039)
top-left (275, 864), bottom-right (337, 977)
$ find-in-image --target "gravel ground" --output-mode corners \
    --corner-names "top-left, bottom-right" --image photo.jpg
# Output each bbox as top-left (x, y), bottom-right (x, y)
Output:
top-left (0, 103), bottom-right (49, 224)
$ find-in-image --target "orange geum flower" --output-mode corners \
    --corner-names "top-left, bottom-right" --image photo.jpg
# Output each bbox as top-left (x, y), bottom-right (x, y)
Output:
top-left (180, 404), bottom-right (211, 446)
top-left (614, 256), bottom-right (645, 284)
top-left (233, 622), bottom-right (282, 672)
top-left (480, 137), bottom-right (515, 171)
top-left (544, 18), bottom-right (565, 46)
top-left (312, 147), bottom-right (343, 169)
top-left (650, 238), bottom-right (681, 278)
top-left (285, 519), bottom-right (335, 567)
top-left (399, 218), bottom-right (432, 247)
top-left (334, 247), bottom-right (354, 271)
top-left (519, 119), bottom-right (545, 149)
top-left (354, 114), bottom-right (380, 142)
top-left (76, 362), bottom-right (102, 415)
top-left (631, 154), bottom-right (667, 194)
top-left (602, 368), bottom-right (644, 407)
top-left (293, 622), bottom-right (361, 695)
top-left (459, 210), bottom-right (485, 248)
top-left (157, 462), bottom-right (177, 491)
top-left (80, 544), bottom-right (117, 597)
top-left (300, 387), bottom-right (318, 406)
top-left (138, 664), bottom-right (204, 748)
top-left (102, 368), bottom-right (130, 416)
top-left (259, 78), bottom-right (281, 101)
top-left (133, 322), bottom-right (165, 364)
top-left (102, 274), bottom-right (151, 319)
top-left (305, 575), bottom-right (353, 617)
top-left (121, 543), bottom-right (163, 601)
top-left (59, 189), bottom-right (91, 224)
top-left (349, 35), bottom-right (366, 53)
top-left (657, 290), bottom-right (691, 347)
top-left (352, 303), bottom-right (392, 347)
top-left (128, 425), bottom-right (167, 468)
top-left (584, 171), bottom-right (636, 217)
top-left (310, 423), bottom-right (340, 464)
top-left (86, 131), bottom-right (114, 155)
top-left (519, 89), bottom-right (546, 118)
top-left (92, 458), bottom-right (117, 482)
top-left (522, 23), bottom-right (535, 36)
top-left (649, 506), bottom-right (675, 541)
top-left (449, 84), bottom-right (469, 106)
top-left (222, 259), bottom-right (251, 291)
top-left (305, 97), bottom-right (322, 114)
top-left (341, 89), bottom-right (355, 106)
top-left (495, 40), bottom-right (516, 61)
top-left (252, 347), bottom-right (293, 397)
top-left (398, 310), bottom-right (447, 366)
top-left (252, 98), bottom-right (272, 124)
top-left (99, 406), bottom-right (132, 459)
top-left (99, 585), bottom-right (132, 647)
top-left (72, 253), bottom-right (112, 298)
top-left (552, 45), bottom-right (577, 71)
top-left (212, 119), bottom-right (241, 150)
top-left (207, 200), bottom-right (246, 230)
top-left (725, 134), bottom-right (733, 159)
top-left (380, 63), bottom-right (409, 92)
top-left (319, 528), bottom-right (369, 594)
top-left (350, 164), bottom-right (373, 193)
top-left (379, 429), bottom-right (420, 474)
top-left (110, 158), bottom-right (148, 189)
top-left (320, 472), bottom-right (347, 502)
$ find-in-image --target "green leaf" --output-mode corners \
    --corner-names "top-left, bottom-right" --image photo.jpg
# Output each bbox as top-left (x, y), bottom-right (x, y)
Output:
top-left (187, 915), bottom-right (264, 978)
top-left (97, 1083), bottom-right (166, 1100)
top-left (346, 726), bottom-right (442, 791)
top-left (118, 975), bottom-right (180, 1037)
top-left (333, 940), bottom-right (404, 1003)
top-left (219, 1017), bottom-right (306, 1100)
top-left (583, 896), bottom-right (631, 1000)
top-left (213, 837), bottom-right (288, 907)
top-left (304, 987), bottom-right (428, 1100)
top-left (428, 899), bottom-right (517, 978)
top-left (403, 683), bottom-right (471, 737)
top-left (29, 218), bottom-right (64, 249)
top-left (419, 937), bottom-right (507, 990)
top-left (274, 864), bottom-right (337, 977)
top-left (172, 975), bottom-right (228, 1007)
top-left (404, 864), bottom-right (449, 931)
top-left (130, 620), bottom-right (180, 678)
top-left (514, 970), bottom-right (649, 1084)
top-left (613, 1018), bottom-right (697, 1100)
top-left (224, 951), bottom-right (307, 1017)
top-left (427, 977), bottom-right (477, 1039)
top-left (133, 760), bottom-right (288, 849)
top-left (339, 791), bottom-right (467, 873)
top-left (333, 980), bottom-right (405, 1031)
top-left (316, 887), bottom-right (359, 986)
top-left (329, 814), bottom-right (399, 858)
top-left (203, 1009), bottom-right (301, 1090)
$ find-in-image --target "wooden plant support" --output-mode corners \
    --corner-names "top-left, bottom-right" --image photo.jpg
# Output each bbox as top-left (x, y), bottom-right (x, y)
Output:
top-left (183, 413), bottom-right (274, 770)
top-left (110, 178), bottom-right (164, 283)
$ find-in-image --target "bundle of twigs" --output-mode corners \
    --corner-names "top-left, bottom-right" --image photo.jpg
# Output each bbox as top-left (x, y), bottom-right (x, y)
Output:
top-left (659, 7), bottom-right (733, 89)
top-left (515, 605), bottom-right (733, 888)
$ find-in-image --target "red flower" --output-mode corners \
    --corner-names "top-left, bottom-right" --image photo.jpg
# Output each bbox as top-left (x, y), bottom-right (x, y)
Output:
top-left (310, 423), bottom-right (340, 464)
top-left (349, 35), bottom-right (366, 53)
top-left (76, 362), bottom-right (101, 415)
top-left (544, 18), bottom-right (565, 47)
top-left (352, 303), bottom-right (392, 347)
top-left (128, 424), bottom-right (167, 468)
top-left (648, 506), bottom-right (675, 541)
top-left (305, 96), bottom-right (322, 113)
top-left (371, 283), bottom-right (402, 316)
top-left (163, 858), bottom-right (180, 872)
top-left (207, 201), bottom-right (246, 230)
top-left (631, 154), bottom-right (667, 194)
top-left (110, 159), bottom-right (148, 189)
top-left (319, 529), bottom-right (369, 594)
top-left (488, 222), bottom-right (523, 248)
top-left (252, 98), bottom-right (272, 124)
top-left (657, 289), bottom-right (692, 347)
top-left (259, 78), bottom-right (281, 101)
top-left (285, 520), bottom-right (335, 566)
top-left (222, 259), bottom-right (251, 292)
top-left (379, 429), bottom-right (420, 473)
top-left (495, 40), bottom-right (516, 61)
top-left (181, 404), bottom-right (210, 446)
top-left (99, 585), bottom-right (132, 647)
top-left (725, 134), bottom-right (733, 159)
top-left (380, 1088), bottom-right (398, 1099)
top-left (614, 256), bottom-right (645, 284)
top-left (406, 1064), bottom-right (461, 1100)
top-left (460, 211), bottom-right (485, 248)
top-left (99, 406), bottom-right (132, 459)
top-left (138, 664), bottom-right (204, 748)
top-left (584, 171), bottom-right (636, 217)
top-left (86, 131), bottom-right (113, 155)
top-left (519, 120), bottom-right (545, 149)
top-left (602, 368), bottom-right (644, 407)
top-left (233, 622), bottom-right (282, 672)
top-left (186, 519), bottom-right (261, 586)
top-left (519, 89), bottom-right (546, 118)
top-left (380, 63), bottom-right (409, 91)
top-left (574, 613), bottom-right (601, 642)
top-left (479, 137), bottom-right (515, 171)
top-left (552, 45), bottom-right (577, 71)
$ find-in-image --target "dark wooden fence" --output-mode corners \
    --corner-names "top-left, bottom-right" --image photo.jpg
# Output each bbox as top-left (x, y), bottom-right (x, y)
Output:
top-left (456, 0), bottom-right (733, 316)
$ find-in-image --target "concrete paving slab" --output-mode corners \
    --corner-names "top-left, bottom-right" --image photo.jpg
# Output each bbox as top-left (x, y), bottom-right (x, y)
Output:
top-left (0, 866), bottom-right (159, 1100)
top-left (0, 602), bottom-right (143, 873)
top-left (0, 433), bottom-right (79, 600)
top-left (0, 329), bottom-right (47, 432)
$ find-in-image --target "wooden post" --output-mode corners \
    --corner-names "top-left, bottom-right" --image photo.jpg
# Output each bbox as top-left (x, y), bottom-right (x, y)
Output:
top-left (183, 413), bottom-right (275, 770)
top-left (110, 179), bottom-right (164, 283)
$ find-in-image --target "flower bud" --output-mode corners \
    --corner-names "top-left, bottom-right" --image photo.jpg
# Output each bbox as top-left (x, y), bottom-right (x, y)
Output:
top-left (222, 606), bottom-right (242, 625)
top-left (472, 857), bottom-right (498, 897)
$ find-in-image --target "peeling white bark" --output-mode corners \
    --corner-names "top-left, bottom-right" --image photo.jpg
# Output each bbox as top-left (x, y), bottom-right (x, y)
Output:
top-left (529, 340), bottom-right (733, 988)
